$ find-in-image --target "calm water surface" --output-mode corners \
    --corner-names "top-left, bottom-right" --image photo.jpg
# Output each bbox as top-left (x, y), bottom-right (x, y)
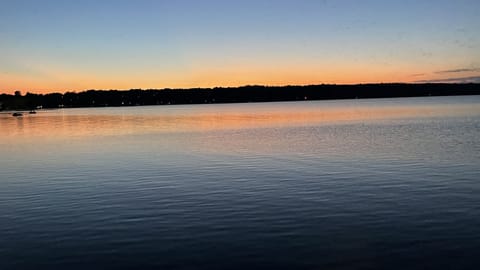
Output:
top-left (1, 96), bottom-right (480, 269)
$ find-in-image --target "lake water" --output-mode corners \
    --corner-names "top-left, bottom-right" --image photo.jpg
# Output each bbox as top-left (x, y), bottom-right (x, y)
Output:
top-left (1, 96), bottom-right (480, 269)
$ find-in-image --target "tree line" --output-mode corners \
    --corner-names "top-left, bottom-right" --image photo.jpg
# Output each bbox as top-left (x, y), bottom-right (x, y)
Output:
top-left (1, 83), bottom-right (479, 110)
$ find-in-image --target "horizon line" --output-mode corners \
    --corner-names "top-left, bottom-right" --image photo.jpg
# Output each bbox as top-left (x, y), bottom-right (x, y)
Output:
top-left (3, 82), bottom-right (479, 96)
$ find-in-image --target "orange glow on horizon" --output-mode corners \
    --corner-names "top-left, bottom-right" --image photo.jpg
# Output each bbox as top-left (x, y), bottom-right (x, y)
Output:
top-left (0, 62), bottom-right (472, 95)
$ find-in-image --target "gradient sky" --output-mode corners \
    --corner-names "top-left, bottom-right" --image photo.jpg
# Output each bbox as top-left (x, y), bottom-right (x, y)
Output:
top-left (1, 0), bottom-right (479, 94)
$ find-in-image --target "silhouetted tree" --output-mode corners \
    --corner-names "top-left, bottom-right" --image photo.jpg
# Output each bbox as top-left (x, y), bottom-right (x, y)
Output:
top-left (1, 83), bottom-right (479, 110)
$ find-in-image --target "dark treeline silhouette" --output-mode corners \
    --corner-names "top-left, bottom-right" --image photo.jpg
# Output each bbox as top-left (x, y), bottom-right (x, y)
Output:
top-left (1, 83), bottom-right (479, 110)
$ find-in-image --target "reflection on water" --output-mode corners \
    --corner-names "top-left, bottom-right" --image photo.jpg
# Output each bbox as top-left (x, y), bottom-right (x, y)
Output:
top-left (1, 96), bottom-right (480, 269)
top-left (1, 96), bottom-right (480, 141)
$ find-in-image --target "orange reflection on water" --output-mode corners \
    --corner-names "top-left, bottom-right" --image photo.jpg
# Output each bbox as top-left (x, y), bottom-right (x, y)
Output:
top-left (1, 98), bottom-right (480, 143)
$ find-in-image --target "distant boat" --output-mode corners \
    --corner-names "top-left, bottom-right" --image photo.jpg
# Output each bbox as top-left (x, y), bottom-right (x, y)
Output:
top-left (29, 110), bottom-right (37, 114)
top-left (12, 112), bottom-right (23, 117)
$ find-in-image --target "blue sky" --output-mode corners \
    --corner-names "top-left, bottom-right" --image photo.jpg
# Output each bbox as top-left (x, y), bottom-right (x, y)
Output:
top-left (1, 0), bottom-right (479, 93)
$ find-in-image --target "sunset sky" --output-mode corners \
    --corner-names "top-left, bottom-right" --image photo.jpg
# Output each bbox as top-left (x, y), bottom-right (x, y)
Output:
top-left (1, 0), bottom-right (479, 94)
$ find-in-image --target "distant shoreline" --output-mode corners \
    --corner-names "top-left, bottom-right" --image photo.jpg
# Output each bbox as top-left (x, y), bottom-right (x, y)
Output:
top-left (1, 83), bottom-right (479, 111)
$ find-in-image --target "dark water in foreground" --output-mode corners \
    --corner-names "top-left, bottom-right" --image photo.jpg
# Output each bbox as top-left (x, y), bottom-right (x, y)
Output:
top-left (1, 96), bottom-right (480, 269)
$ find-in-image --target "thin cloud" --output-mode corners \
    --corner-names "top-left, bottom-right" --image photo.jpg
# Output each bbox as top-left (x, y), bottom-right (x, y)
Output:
top-left (416, 76), bottom-right (480, 83)
top-left (435, 68), bottom-right (480, 74)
